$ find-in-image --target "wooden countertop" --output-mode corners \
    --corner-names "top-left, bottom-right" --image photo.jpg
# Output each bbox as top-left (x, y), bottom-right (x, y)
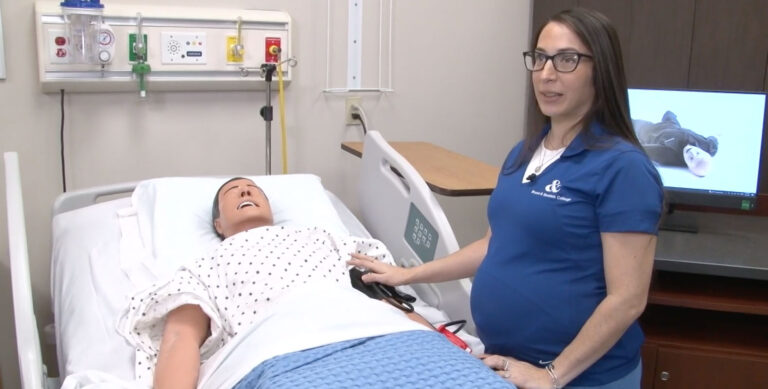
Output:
top-left (341, 141), bottom-right (499, 196)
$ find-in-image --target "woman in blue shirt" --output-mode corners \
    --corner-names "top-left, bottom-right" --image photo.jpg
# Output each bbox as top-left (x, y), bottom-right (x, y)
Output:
top-left (349, 8), bottom-right (663, 389)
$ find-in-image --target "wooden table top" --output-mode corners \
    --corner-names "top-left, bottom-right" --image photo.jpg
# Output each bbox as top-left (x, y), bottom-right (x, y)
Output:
top-left (341, 141), bottom-right (499, 196)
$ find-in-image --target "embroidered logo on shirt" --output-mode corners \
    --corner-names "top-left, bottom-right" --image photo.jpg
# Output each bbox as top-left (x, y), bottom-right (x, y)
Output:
top-left (545, 180), bottom-right (562, 193)
top-left (530, 179), bottom-right (571, 202)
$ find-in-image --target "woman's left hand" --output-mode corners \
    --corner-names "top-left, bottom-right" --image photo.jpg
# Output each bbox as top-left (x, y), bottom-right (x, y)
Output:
top-left (479, 353), bottom-right (552, 389)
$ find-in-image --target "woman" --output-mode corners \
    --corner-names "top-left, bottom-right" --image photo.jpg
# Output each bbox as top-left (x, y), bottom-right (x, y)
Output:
top-left (349, 8), bottom-right (663, 388)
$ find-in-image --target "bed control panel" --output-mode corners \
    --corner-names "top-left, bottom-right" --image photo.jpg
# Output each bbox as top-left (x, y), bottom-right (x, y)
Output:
top-left (404, 203), bottom-right (439, 264)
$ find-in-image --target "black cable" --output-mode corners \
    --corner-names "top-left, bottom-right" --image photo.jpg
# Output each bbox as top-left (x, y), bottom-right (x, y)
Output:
top-left (60, 89), bottom-right (67, 193)
top-left (352, 112), bottom-right (367, 135)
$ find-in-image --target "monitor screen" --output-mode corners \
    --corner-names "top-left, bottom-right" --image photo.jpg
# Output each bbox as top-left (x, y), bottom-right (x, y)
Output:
top-left (628, 88), bottom-right (766, 210)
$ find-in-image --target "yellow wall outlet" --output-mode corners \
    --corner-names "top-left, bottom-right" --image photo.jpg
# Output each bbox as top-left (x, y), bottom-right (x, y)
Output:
top-left (226, 35), bottom-right (244, 63)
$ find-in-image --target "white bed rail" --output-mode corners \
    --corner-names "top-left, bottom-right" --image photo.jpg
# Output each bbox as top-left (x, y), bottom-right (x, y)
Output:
top-left (53, 182), bottom-right (137, 216)
top-left (3, 152), bottom-right (48, 389)
top-left (357, 131), bottom-right (475, 334)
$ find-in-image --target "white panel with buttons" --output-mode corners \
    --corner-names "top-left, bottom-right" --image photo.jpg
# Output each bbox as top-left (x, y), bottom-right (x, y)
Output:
top-left (161, 32), bottom-right (207, 65)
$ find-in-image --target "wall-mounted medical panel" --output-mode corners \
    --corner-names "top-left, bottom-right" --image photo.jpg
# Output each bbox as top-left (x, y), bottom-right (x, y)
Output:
top-left (35, 1), bottom-right (292, 93)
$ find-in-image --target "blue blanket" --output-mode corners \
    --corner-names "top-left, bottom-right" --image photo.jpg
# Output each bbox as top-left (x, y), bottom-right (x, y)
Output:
top-left (233, 330), bottom-right (513, 388)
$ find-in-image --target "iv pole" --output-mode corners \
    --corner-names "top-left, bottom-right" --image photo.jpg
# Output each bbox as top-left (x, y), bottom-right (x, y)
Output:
top-left (260, 63), bottom-right (277, 175)
top-left (241, 55), bottom-right (296, 176)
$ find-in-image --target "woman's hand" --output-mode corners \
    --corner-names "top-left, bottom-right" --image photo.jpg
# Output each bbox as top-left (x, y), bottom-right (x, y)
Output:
top-left (479, 354), bottom-right (552, 389)
top-left (347, 253), bottom-right (413, 286)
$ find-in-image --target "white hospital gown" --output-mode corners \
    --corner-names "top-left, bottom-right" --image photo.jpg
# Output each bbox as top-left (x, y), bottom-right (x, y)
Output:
top-left (117, 225), bottom-right (393, 386)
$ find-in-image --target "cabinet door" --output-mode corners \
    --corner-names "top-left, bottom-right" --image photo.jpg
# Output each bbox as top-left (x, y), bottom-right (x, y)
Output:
top-left (689, 0), bottom-right (768, 91)
top-left (641, 343), bottom-right (658, 389)
top-left (626, 0), bottom-right (694, 88)
top-left (655, 348), bottom-right (768, 387)
top-left (531, 0), bottom-right (577, 37)
top-left (578, 0), bottom-right (632, 64)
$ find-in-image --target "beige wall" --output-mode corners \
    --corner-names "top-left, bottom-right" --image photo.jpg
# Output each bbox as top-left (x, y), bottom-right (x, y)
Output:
top-left (0, 0), bottom-right (532, 387)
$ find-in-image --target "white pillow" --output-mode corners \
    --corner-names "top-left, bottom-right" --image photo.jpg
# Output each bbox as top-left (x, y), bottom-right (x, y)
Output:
top-left (132, 174), bottom-right (349, 273)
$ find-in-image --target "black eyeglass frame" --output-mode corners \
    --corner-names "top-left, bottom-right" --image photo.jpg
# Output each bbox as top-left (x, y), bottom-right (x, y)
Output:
top-left (522, 50), bottom-right (593, 73)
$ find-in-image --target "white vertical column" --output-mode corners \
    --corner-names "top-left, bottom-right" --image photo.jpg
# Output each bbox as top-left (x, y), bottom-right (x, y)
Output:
top-left (0, 8), bottom-right (6, 79)
top-left (347, 0), bottom-right (362, 89)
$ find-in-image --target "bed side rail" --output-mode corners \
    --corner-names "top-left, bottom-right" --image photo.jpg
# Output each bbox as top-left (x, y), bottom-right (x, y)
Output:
top-left (357, 131), bottom-right (475, 334)
top-left (4, 152), bottom-right (47, 389)
top-left (53, 182), bottom-right (137, 216)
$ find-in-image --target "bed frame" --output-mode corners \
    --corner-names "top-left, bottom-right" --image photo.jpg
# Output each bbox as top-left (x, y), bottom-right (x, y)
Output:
top-left (3, 130), bottom-right (474, 389)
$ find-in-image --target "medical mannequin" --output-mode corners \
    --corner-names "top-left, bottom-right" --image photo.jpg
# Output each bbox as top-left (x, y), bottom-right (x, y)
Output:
top-left (123, 177), bottom-right (485, 389)
top-left (634, 111), bottom-right (719, 177)
top-left (349, 8), bottom-right (663, 389)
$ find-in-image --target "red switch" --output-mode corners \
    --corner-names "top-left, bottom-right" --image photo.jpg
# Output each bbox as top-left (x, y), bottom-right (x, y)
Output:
top-left (56, 48), bottom-right (67, 58)
top-left (265, 37), bottom-right (281, 63)
top-left (55, 36), bottom-right (67, 46)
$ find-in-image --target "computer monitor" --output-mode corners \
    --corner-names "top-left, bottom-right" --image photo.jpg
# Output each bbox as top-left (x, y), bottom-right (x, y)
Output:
top-left (628, 88), bottom-right (766, 211)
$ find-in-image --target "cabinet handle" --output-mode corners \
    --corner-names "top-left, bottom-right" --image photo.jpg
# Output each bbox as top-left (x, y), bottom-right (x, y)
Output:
top-left (660, 371), bottom-right (670, 381)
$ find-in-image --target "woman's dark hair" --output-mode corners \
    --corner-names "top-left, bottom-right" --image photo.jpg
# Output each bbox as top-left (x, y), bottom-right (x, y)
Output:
top-left (212, 177), bottom-right (249, 240)
top-left (512, 8), bottom-right (640, 171)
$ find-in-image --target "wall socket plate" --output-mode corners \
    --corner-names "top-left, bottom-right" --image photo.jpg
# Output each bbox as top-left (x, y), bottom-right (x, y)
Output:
top-left (345, 97), bottom-right (361, 125)
top-left (161, 31), bottom-right (207, 64)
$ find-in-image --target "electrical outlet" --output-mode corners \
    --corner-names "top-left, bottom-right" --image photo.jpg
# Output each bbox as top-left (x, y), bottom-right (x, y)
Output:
top-left (345, 97), bottom-right (361, 125)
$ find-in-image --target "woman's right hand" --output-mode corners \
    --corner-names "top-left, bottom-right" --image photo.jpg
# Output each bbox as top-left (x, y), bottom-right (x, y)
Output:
top-left (347, 253), bottom-right (415, 286)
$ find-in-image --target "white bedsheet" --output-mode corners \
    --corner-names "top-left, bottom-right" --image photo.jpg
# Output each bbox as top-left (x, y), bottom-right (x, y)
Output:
top-left (52, 198), bottom-right (137, 382)
top-left (198, 281), bottom-right (430, 388)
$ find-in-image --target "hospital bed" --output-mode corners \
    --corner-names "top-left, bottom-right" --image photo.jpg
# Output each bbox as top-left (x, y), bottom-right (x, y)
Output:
top-left (4, 131), bottom-right (482, 388)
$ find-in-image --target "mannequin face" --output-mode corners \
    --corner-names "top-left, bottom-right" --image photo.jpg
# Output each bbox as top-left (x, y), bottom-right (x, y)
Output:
top-left (214, 178), bottom-right (273, 238)
top-left (683, 145), bottom-right (712, 176)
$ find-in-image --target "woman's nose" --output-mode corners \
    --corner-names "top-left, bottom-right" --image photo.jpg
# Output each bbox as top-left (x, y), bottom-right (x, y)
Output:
top-left (540, 59), bottom-right (557, 80)
top-left (240, 188), bottom-right (252, 197)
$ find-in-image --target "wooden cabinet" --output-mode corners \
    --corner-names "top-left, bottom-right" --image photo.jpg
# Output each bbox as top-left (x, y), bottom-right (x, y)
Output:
top-left (640, 272), bottom-right (768, 388)
top-left (654, 348), bottom-right (768, 387)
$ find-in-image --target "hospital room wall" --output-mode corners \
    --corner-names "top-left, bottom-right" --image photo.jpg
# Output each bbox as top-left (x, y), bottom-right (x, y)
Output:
top-left (0, 0), bottom-right (532, 386)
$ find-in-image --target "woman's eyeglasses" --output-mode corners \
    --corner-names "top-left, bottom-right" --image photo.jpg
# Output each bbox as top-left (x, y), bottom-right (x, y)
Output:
top-left (523, 51), bottom-right (593, 73)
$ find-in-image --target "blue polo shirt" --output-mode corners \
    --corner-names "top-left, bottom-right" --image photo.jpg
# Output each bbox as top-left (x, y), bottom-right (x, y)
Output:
top-left (471, 123), bottom-right (663, 386)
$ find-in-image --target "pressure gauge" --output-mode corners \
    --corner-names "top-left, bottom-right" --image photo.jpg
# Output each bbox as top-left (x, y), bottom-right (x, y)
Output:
top-left (99, 30), bottom-right (114, 46)
top-left (98, 50), bottom-right (111, 63)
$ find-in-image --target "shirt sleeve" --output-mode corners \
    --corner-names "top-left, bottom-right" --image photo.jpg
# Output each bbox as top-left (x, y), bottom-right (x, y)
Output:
top-left (347, 236), bottom-right (397, 265)
top-left (116, 261), bottom-right (232, 384)
top-left (595, 149), bottom-right (664, 234)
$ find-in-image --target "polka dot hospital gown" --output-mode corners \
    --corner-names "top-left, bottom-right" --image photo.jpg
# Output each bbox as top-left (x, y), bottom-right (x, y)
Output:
top-left (117, 226), bottom-right (393, 385)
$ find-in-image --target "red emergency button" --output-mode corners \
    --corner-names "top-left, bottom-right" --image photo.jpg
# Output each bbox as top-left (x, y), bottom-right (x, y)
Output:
top-left (55, 36), bottom-right (67, 46)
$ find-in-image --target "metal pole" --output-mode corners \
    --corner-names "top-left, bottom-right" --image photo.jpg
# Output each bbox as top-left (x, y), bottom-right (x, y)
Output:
top-left (265, 81), bottom-right (272, 175)
top-left (260, 64), bottom-right (276, 175)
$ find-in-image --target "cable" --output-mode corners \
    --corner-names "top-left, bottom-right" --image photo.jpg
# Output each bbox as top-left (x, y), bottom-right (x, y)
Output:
top-left (350, 102), bottom-right (369, 136)
top-left (60, 89), bottom-right (67, 193)
top-left (276, 49), bottom-right (288, 174)
top-left (352, 112), bottom-right (367, 135)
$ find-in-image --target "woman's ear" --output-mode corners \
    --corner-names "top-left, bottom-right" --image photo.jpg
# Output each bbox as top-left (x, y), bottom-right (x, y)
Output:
top-left (214, 218), bottom-right (224, 235)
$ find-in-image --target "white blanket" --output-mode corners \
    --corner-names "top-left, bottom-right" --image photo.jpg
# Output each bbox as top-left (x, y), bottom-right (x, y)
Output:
top-left (198, 281), bottom-right (429, 388)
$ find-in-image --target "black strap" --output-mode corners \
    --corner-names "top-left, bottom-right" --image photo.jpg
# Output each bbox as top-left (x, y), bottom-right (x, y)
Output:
top-left (349, 268), bottom-right (416, 312)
